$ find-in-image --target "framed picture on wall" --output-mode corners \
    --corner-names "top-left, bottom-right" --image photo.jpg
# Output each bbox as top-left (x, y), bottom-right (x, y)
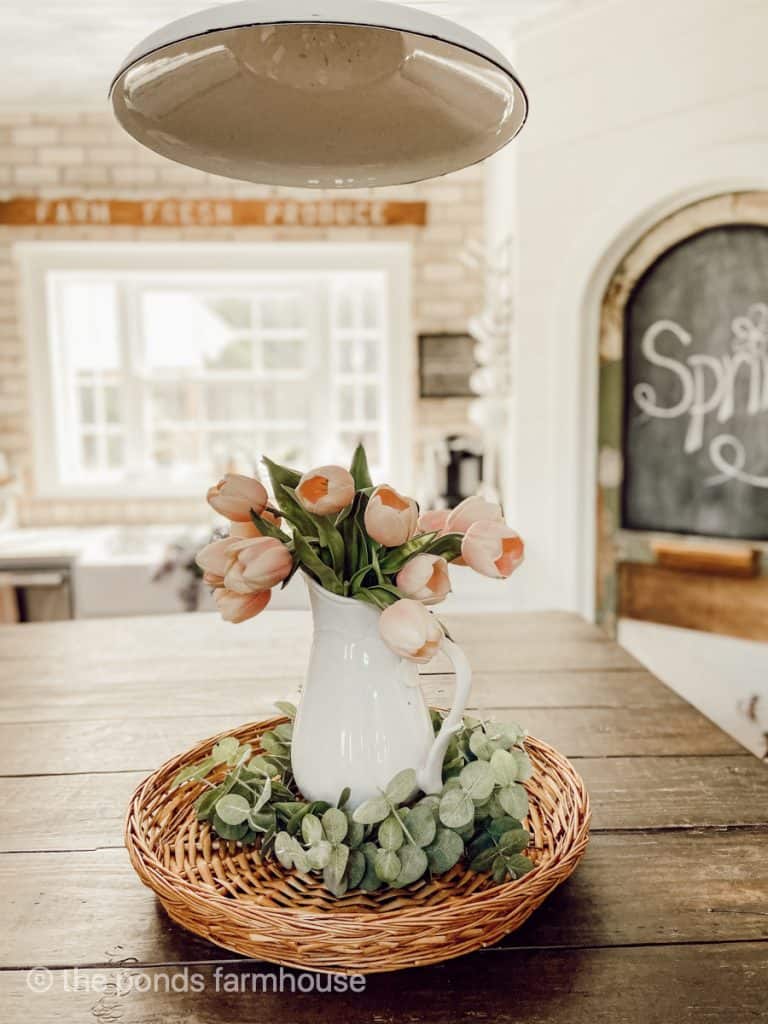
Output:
top-left (418, 333), bottom-right (477, 398)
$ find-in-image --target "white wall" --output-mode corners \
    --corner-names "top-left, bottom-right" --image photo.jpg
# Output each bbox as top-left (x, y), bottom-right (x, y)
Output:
top-left (491, 0), bottom-right (768, 614)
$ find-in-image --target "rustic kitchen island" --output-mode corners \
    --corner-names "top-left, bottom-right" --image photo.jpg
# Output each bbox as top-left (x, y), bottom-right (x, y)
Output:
top-left (0, 610), bottom-right (766, 1021)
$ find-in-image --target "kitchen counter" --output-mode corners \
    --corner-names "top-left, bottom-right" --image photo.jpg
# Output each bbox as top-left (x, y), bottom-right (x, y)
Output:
top-left (0, 610), bottom-right (766, 1021)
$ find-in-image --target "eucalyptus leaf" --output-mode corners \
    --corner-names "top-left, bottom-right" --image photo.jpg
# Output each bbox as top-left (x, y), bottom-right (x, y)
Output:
top-left (439, 788), bottom-right (475, 829)
top-left (337, 787), bottom-right (351, 809)
top-left (212, 813), bottom-right (249, 842)
top-left (374, 849), bottom-right (401, 883)
top-left (469, 846), bottom-right (497, 873)
top-left (490, 748), bottom-right (518, 787)
top-left (506, 853), bottom-right (534, 878)
top-left (301, 813), bottom-right (324, 846)
top-left (171, 757), bottom-right (216, 789)
top-left (394, 844), bottom-right (428, 887)
top-left (307, 839), bottom-right (333, 870)
top-left (274, 701), bottom-right (297, 719)
top-left (353, 795), bottom-right (390, 825)
top-left (385, 768), bottom-right (417, 805)
top-left (425, 827), bottom-right (464, 874)
top-left (496, 829), bottom-right (530, 856)
top-left (379, 814), bottom-right (404, 852)
top-left (459, 760), bottom-right (495, 802)
top-left (497, 783), bottom-right (529, 819)
top-left (359, 842), bottom-right (383, 891)
top-left (405, 804), bottom-right (437, 848)
top-left (326, 842), bottom-right (350, 883)
top-left (195, 786), bottom-right (223, 821)
top-left (212, 737), bottom-right (240, 765)
top-left (322, 807), bottom-right (349, 845)
top-left (345, 815), bottom-right (365, 849)
top-left (215, 793), bottom-right (251, 826)
top-left (346, 848), bottom-right (366, 889)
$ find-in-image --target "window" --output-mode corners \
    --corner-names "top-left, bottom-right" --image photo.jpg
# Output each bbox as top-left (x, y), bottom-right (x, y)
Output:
top-left (19, 243), bottom-right (412, 497)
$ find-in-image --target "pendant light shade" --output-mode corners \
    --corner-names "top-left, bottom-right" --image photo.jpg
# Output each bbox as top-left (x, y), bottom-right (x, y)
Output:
top-left (109, 0), bottom-right (528, 188)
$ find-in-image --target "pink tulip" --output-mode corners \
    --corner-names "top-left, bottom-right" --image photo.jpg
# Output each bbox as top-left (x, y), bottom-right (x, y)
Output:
top-left (195, 536), bottom-right (239, 587)
top-left (296, 465), bottom-right (355, 516)
top-left (223, 537), bottom-right (293, 594)
top-left (379, 599), bottom-right (443, 664)
top-left (207, 474), bottom-right (268, 523)
top-left (214, 587), bottom-right (271, 623)
top-left (396, 554), bottom-right (451, 605)
top-left (417, 508), bottom-right (450, 535)
top-left (446, 495), bottom-right (503, 535)
top-left (461, 521), bottom-right (525, 579)
top-left (364, 485), bottom-right (419, 547)
top-left (229, 508), bottom-right (283, 538)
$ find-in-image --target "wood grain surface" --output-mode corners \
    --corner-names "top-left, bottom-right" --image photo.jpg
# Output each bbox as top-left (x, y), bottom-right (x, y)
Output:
top-left (0, 609), bottom-right (766, 1023)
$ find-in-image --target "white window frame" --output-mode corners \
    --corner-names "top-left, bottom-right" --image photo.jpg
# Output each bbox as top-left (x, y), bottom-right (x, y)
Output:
top-left (16, 241), bottom-right (413, 499)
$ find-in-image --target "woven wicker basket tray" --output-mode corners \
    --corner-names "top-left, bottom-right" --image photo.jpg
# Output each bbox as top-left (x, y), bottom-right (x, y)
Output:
top-left (125, 716), bottom-right (591, 974)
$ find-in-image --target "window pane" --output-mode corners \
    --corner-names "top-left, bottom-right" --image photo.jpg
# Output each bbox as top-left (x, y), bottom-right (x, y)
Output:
top-left (338, 384), bottom-right (355, 421)
top-left (263, 339), bottom-right (304, 370)
top-left (263, 431), bottom-right (308, 467)
top-left (260, 294), bottom-right (303, 329)
top-left (152, 430), bottom-right (200, 467)
top-left (106, 435), bottom-right (125, 469)
top-left (81, 434), bottom-right (99, 469)
top-left (78, 387), bottom-right (95, 425)
top-left (151, 382), bottom-right (200, 422)
top-left (104, 386), bottom-right (121, 424)
top-left (362, 385), bottom-right (378, 421)
top-left (206, 382), bottom-right (258, 422)
top-left (142, 292), bottom-right (253, 371)
top-left (59, 281), bottom-right (119, 370)
top-left (207, 297), bottom-right (251, 329)
top-left (262, 381), bottom-right (312, 420)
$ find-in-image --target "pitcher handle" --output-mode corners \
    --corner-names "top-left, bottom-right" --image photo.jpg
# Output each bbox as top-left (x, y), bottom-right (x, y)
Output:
top-left (417, 637), bottom-right (473, 795)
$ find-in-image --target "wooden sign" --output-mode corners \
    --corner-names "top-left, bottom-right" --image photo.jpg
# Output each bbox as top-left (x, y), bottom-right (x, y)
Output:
top-left (622, 224), bottom-right (768, 540)
top-left (0, 196), bottom-right (427, 229)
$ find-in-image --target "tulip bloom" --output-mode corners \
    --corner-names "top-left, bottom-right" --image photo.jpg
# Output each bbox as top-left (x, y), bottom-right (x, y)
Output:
top-left (229, 509), bottom-right (283, 539)
top-left (364, 485), bottom-right (419, 547)
top-left (296, 465), bottom-right (355, 516)
top-left (379, 599), bottom-right (443, 663)
top-left (207, 474), bottom-right (268, 523)
top-left (195, 536), bottom-right (239, 587)
top-left (417, 508), bottom-right (450, 535)
top-left (446, 495), bottom-right (503, 535)
top-left (396, 554), bottom-right (451, 605)
top-left (224, 537), bottom-right (293, 594)
top-left (214, 587), bottom-right (271, 623)
top-left (461, 521), bottom-right (524, 579)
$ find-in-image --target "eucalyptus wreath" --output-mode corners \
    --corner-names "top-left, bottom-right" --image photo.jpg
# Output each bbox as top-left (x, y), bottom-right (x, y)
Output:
top-left (172, 707), bottom-right (534, 897)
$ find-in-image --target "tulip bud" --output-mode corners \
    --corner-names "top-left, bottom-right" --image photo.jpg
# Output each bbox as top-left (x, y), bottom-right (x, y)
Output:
top-left (417, 508), bottom-right (450, 535)
top-left (223, 537), bottom-right (293, 594)
top-left (229, 509), bottom-right (283, 538)
top-left (207, 474), bottom-right (268, 523)
top-left (379, 599), bottom-right (443, 664)
top-left (364, 485), bottom-right (419, 547)
top-left (214, 587), bottom-right (271, 623)
top-left (446, 495), bottom-right (503, 535)
top-left (396, 554), bottom-right (451, 605)
top-left (461, 521), bottom-right (524, 579)
top-left (296, 465), bottom-right (355, 516)
top-left (195, 536), bottom-right (239, 587)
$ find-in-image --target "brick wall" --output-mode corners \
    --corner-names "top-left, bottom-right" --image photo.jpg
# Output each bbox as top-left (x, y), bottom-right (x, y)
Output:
top-left (0, 112), bottom-right (484, 526)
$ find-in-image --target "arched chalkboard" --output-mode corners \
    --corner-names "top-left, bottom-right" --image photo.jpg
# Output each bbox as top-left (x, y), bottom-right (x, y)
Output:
top-left (622, 224), bottom-right (768, 539)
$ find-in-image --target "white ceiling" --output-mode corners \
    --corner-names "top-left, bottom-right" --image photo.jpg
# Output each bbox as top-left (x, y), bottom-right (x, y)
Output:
top-left (0, 0), bottom-right (578, 109)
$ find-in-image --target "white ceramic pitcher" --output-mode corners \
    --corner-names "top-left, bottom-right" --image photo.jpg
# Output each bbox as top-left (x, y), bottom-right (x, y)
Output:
top-left (291, 575), bottom-right (472, 808)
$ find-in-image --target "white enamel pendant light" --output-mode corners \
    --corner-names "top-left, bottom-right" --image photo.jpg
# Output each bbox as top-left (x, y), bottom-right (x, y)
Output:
top-left (110, 0), bottom-right (528, 188)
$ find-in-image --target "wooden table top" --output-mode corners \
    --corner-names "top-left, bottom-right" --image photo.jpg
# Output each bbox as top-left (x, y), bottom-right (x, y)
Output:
top-left (0, 610), bottom-right (766, 1022)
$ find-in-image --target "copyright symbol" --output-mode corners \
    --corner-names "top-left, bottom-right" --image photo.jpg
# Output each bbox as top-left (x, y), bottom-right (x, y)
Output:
top-left (26, 967), bottom-right (53, 993)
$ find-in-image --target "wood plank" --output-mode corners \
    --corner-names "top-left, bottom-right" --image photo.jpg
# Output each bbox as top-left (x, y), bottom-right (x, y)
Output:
top-left (0, 196), bottom-right (428, 229)
top-left (0, 703), bottom-right (743, 777)
top-left (0, 669), bottom-right (684, 724)
top-left (2, 831), bottom-right (767, 968)
top-left (1, 944), bottom-right (766, 1023)
top-left (0, 610), bottom-right (641, 673)
top-left (651, 540), bottom-right (760, 577)
top-left (1, 756), bottom-right (765, 853)
top-left (619, 562), bottom-right (768, 641)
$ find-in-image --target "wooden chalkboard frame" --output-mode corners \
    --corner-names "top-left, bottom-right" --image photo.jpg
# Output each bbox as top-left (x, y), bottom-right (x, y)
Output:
top-left (596, 191), bottom-right (768, 634)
